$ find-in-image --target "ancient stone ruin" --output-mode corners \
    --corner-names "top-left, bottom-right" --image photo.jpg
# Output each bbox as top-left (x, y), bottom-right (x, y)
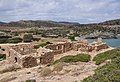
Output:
top-left (45, 42), bottom-right (73, 55)
top-left (0, 38), bottom-right (109, 68)
top-left (1, 43), bottom-right (54, 68)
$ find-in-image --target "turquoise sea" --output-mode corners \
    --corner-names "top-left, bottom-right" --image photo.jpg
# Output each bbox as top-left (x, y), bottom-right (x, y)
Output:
top-left (87, 38), bottom-right (120, 48)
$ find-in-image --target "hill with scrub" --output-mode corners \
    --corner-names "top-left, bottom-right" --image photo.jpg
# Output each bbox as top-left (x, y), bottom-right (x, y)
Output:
top-left (0, 19), bottom-right (120, 28)
top-left (82, 48), bottom-right (120, 82)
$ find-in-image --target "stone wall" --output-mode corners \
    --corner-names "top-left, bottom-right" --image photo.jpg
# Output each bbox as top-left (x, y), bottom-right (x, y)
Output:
top-left (73, 42), bottom-right (93, 52)
top-left (1, 44), bottom-right (38, 68)
top-left (63, 42), bottom-right (73, 52)
top-left (45, 42), bottom-right (73, 55)
top-left (0, 40), bottom-right (110, 68)
top-left (22, 56), bottom-right (38, 68)
top-left (1, 46), bottom-right (22, 65)
top-left (40, 52), bottom-right (54, 64)
top-left (11, 44), bottom-right (36, 55)
top-left (4, 47), bottom-right (38, 68)
top-left (95, 44), bottom-right (109, 51)
top-left (1, 44), bottom-right (55, 68)
top-left (7, 49), bottom-right (22, 64)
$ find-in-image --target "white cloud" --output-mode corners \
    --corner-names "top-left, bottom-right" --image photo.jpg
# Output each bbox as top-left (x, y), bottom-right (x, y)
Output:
top-left (0, 0), bottom-right (120, 23)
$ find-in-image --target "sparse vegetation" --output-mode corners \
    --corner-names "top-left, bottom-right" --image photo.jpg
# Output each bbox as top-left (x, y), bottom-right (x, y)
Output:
top-left (7, 37), bottom-right (22, 43)
top-left (68, 35), bottom-right (75, 41)
top-left (53, 54), bottom-right (91, 64)
top-left (34, 41), bottom-right (52, 49)
top-left (0, 35), bottom-right (12, 43)
top-left (26, 79), bottom-right (36, 82)
top-left (0, 18), bottom-right (120, 82)
top-left (0, 38), bottom-right (8, 43)
top-left (93, 48), bottom-right (120, 65)
top-left (23, 34), bottom-right (33, 42)
top-left (33, 37), bottom-right (41, 42)
top-left (82, 48), bottom-right (120, 82)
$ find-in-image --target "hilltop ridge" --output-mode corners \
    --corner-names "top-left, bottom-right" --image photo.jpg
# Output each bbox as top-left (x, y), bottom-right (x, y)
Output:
top-left (0, 19), bottom-right (120, 28)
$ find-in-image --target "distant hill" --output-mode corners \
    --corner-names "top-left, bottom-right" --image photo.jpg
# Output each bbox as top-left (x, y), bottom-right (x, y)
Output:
top-left (0, 19), bottom-right (120, 28)
top-left (0, 21), bottom-right (6, 25)
top-left (98, 19), bottom-right (120, 25)
top-left (6, 20), bottom-right (62, 27)
top-left (6, 20), bottom-right (81, 27)
top-left (7, 20), bottom-right (81, 27)
top-left (58, 21), bottom-right (80, 26)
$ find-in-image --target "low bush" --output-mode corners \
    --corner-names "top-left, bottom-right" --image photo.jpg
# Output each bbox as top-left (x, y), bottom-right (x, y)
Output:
top-left (7, 37), bottom-right (22, 43)
top-left (0, 36), bottom-right (12, 43)
top-left (53, 54), bottom-right (91, 64)
top-left (33, 37), bottom-right (41, 42)
top-left (23, 34), bottom-right (33, 42)
top-left (93, 48), bottom-right (120, 65)
top-left (68, 35), bottom-right (75, 41)
top-left (26, 79), bottom-right (36, 82)
top-left (0, 38), bottom-right (8, 43)
top-left (34, 41), bottom-right (52, 49)
top-left (82, 49), bottom-right (120, 82)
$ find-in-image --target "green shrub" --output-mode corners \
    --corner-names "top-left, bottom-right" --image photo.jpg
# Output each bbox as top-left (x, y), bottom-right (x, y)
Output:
top-left (0, 35), bottom-right (12, 43)
top-left (68, 35), bottom-right (75, 41)
top-left (93, 48), bottom-right (120, 65)
top-left (37, 43), bottom-right (48, 47)
top-left (13, 32), bottom-right (19, 36)
top-left (82, 48), bottom-right (120, 82)
top-left (53, 54), bottom-right (90, 64)
top-left (26, 79), bottom-right (36, 82)
top-left (23, 34), bottom-right (33, 42)
top-left (0, 38), bottom-right (8, 43)
top-left (33, 37), bottom-right (41, 42)
top-left (34, 43), bottom-right (47, 49)
top-left (7, 37), bottom-right (22, 43)
top-left (34, 41), bottom-right (52, 49)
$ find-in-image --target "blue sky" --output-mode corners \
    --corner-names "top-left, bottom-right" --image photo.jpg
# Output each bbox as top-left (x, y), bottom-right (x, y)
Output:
top-left (0, 0), bottom-right (120, 24)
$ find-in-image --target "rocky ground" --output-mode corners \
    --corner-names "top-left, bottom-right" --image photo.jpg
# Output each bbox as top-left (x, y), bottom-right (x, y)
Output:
top-left (0, 48), bottom-right (113, 82)
top-left (0, 61), bottom-right (97, 82)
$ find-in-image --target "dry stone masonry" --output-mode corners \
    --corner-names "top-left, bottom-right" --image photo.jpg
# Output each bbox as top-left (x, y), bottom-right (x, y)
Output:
top-left (0, 38), bottom-right (109, 68)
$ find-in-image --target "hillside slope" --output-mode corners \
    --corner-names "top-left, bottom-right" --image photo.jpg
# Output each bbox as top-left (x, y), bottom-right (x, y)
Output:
top-left (82, 48), bottom-right (120, 82)
top-left (99, 19), bottom-right (120, 25)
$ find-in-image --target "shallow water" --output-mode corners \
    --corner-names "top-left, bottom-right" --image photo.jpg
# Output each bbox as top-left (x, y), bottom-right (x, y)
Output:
top-left (87, 38), bottom-right (120, 48)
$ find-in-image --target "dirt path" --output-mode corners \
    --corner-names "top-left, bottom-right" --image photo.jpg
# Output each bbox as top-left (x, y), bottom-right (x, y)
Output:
top-left (0, 61), bottom-right (97, 82)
